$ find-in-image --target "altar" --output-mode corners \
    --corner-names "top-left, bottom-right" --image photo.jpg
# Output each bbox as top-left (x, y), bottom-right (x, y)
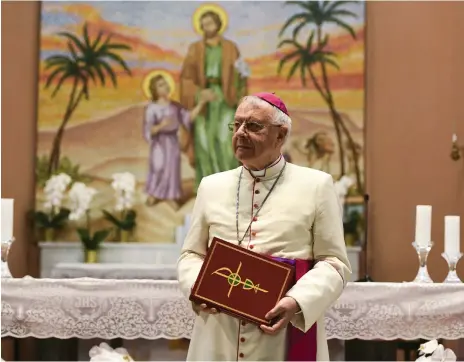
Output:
top-left (2, 278), bottom-right (464, 360)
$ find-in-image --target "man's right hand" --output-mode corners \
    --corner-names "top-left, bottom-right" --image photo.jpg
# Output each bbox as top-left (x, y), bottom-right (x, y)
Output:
top-left (192, 302), bottom-right (218, 315)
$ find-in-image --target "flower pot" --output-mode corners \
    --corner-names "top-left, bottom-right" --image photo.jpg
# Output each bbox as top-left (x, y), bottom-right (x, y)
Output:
top-left (117, 229), bottom-right (135, 243)
top-left (84, 249), bottom-right (99, 263)
top-left (345, 234), bottom-right (356, 247)
top-left (120, 229), bottom-right (132, 242)
top-left (44, 228), bottom-right (56, 241)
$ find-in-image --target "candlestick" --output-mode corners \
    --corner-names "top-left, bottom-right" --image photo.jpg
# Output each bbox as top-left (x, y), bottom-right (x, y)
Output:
top-left (445, 215), bottom-right (460, 256)
top-left (1, 199), bottom-right (14, 242)
top-left (412, 242), bottom-right (434, 283)
top-left (415, 205), bottom-right (432, 247)
top-left (442, 252), bottom-right (462, 283)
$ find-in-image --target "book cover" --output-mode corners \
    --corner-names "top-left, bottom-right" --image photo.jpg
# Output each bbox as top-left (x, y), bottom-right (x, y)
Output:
top-left (189, 237), bottom-right (295, 326)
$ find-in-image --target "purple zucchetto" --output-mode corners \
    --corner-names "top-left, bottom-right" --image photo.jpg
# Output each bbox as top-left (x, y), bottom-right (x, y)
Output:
top-left (253, 92), bottom-right (289, 116)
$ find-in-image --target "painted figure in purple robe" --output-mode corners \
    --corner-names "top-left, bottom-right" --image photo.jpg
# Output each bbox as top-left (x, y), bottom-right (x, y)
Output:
top-left (143, 74), bottom-right (211, 206)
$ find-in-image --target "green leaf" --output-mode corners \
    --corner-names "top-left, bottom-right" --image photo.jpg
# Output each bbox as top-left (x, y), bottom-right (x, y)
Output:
top-left (51, 73), bottom-right (73, 98)
top-left (103, 43), bottom-right (131, 51)
top-left (102, 210), bottom-right (124, 228)
top-left (277, 50), bottom-right (299, 75)
top-left (92, 62), bottom-right (107, 86)
top-left (45, 66), bottom-right (67, 90)
top-left (97, 59), bottom-right (118, 87)
top-left (105, 51), bottom-right (132, 75)
top-left (91, 30), bottom-right (104, 50)
top-left (286, 58), bottom-right (301, 81)
top-left (57, 31), bottom-right (87, 55)
top-left (82, 22), bottom-right (91, 48)
top-left (34, 211), bottom-right (51, 228)
top-left (125, 209), bottom-right (137, 221)
top-left (120, 209), bottom-right (137, 230)
top-left (77, 228), bottom-right (91, 242)
top-left (279, 12), bottom-right (310, 36)
top-left (92, 229), bottom-right (111, 243)
top-left (50, 208), bottom-right (70, 228)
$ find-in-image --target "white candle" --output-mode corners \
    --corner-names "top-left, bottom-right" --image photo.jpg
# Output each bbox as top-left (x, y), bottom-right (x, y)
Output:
top-left (445, 215), bottom-right (460, 256)
top-left (1, 199), bottom-right (14, 241)
top-left (415, 205), bottom-right (432, 247)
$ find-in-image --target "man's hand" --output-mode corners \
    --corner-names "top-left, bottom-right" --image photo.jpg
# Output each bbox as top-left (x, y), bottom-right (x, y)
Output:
top-left (192, 302), bottom-right (219, 315)
top-left (260, 297), bottom-right (300, 335)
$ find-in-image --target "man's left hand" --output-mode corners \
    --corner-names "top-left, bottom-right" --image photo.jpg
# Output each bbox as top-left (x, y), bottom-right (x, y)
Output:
top-left (260, 297), bottom-right (300, 335)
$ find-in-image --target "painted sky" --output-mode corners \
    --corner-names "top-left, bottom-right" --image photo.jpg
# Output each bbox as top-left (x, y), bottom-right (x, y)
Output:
top-left (41, 1), bottom-right (365, 59)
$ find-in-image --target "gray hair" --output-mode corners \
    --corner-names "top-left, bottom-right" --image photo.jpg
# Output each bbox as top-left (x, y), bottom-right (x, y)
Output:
top-left (239, 95), bottom-right (292, 142)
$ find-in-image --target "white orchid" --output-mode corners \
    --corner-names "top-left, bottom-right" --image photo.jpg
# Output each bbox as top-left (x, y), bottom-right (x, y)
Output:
top-left (68, 182), bottom-right (97, 221)
top-left (89, 342), bottom-right (133, 362)
top-left (43, 173), bottom-right (72, 212)
top-left (234, 57), bottom-right (251, 78)
top-left (419, 340), bottom-right (440, 356)
top-left (416, 340), bottom-right (457, 362)
top-left (111, 172), bottom-right (136, 211)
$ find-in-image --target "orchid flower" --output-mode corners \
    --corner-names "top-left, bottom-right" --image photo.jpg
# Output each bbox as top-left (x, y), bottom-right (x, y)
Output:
top-left (68, 182), bottom-right (97, 221)
top-left (111, 172), bottom-right (136, 211)
top-left (43, 173), bottom-right (72, 212)
top-left (89, 342), bottom-right (133, 362)
top-left (416, 340), bottom-right (457, 362)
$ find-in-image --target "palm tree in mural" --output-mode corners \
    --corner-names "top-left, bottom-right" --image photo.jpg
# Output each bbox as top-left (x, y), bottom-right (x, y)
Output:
top-left (44, 23), bottom-right (132, 176)
top-left (278, 0), bottom-right (363, 193)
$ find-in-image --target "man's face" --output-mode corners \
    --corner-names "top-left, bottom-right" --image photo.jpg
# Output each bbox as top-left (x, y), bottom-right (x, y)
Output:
top-left (201, 15), bottom-right (219, 38)
top-left (232, 101), bottom-right (286, 167)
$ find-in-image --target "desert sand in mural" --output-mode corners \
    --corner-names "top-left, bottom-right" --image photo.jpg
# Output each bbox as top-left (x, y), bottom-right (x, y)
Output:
top-left (36, 98), bottom-right (363, 243)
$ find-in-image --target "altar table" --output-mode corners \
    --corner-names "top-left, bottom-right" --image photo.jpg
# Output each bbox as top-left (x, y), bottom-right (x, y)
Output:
top-left (50, 263), bottom-right (178, 280)
top-left (2, 278), bottom-right (464, 341)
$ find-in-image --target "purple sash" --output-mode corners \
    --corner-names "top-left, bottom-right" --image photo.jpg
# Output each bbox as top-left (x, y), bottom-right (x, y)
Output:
top-left (273, 257), bottom-right (317, 361)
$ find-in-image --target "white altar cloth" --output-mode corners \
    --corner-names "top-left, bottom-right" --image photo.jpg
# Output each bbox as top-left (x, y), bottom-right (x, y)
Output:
top-left (50, 263), bottom-right (178, 280)
top-left (2, 278), bottom-right (463, 340)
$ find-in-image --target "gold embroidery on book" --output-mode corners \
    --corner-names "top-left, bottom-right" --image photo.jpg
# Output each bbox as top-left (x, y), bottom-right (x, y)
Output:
top-left (212, 262), bottom-right (269, 297)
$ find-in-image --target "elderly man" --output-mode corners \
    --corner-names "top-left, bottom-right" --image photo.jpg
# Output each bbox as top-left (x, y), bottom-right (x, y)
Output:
top-left (177, 93), bottom-right (351, 361)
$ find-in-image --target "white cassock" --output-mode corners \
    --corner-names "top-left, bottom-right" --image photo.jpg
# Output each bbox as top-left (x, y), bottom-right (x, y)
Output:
top-left (177, 156), bottom-right (351, 361)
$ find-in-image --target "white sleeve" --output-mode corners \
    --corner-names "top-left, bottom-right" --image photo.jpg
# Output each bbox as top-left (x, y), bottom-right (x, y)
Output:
top-left (286, 173), bottom-right (352, 332)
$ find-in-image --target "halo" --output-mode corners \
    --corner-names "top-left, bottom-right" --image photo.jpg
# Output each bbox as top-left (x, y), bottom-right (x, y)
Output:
top-left (192, 3), bottom-right (228, 35)
top-left (142, 70), bottom-right (175, 99)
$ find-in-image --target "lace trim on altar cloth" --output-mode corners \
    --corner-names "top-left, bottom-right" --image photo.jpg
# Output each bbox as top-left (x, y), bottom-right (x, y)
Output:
top-left (1, 279), bottom-right (463, 340)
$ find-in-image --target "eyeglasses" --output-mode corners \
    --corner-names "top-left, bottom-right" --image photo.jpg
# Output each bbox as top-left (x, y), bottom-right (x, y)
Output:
top-left (228, 121), bottom-right (278, 133)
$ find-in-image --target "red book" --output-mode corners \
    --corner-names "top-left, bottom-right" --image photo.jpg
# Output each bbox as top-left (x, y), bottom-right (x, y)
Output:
top-left (189, 237), bottom-right (295, 326)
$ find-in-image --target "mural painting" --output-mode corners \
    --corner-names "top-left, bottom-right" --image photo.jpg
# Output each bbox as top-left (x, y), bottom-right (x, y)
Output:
top-left (36, 1), bottom-right (365, 245)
